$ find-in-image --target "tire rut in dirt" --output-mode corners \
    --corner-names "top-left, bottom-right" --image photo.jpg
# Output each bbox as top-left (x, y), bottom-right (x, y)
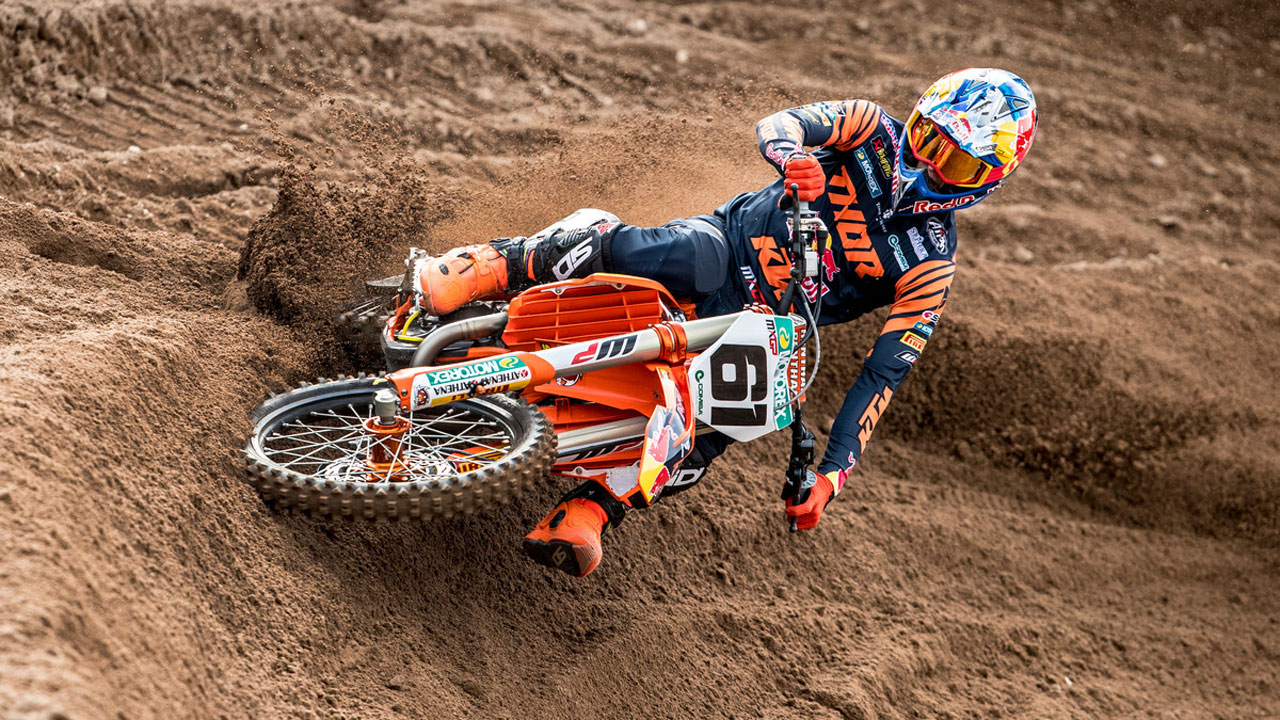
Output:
top-left (243, 376), bottom-right (556, 522)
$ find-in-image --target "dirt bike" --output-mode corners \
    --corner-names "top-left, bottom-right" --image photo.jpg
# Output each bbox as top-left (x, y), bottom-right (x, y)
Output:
top-left (242, 188), bottom-right (829, 529)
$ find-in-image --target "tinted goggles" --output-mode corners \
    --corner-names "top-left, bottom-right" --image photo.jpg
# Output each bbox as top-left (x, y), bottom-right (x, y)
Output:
top-left (906, 112), bottom-right (996, 188)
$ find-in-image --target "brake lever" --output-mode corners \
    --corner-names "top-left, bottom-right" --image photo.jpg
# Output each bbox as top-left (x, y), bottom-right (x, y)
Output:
top-left (781, 413), bottom-right (816, 533)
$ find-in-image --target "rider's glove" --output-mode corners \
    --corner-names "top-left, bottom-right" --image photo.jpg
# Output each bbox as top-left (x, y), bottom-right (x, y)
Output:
top-left (780, 152), bottom-right (826, 206)
top-left (784, 469), bottom-right (836, 531)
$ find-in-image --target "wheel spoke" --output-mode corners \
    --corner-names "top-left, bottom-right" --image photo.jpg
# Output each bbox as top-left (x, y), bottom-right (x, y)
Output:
top-left (268, 421), bottom-right (369, 454)
top-left (264, 431), bottom-right (364, 455)
top-left (261, 396), bottom-right (518, 482)
top-left (274, 424), bottom-right (359, 442)
top-left (269, 433), bottom-right (362, 468)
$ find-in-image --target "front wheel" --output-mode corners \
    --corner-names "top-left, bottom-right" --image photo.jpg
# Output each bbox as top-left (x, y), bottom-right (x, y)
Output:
top-left (242, 376), bottom-right (556, 521)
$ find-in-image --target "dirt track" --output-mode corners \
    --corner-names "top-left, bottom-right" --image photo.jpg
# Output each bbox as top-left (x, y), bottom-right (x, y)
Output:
top-left (1, 1), bottom-right (1278, 718)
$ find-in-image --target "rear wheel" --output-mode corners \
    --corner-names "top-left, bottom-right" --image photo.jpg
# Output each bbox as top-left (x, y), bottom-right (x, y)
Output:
top-left (334, 296), bottom-right (393, 365)
top-left (335, 296), bottom-right (390, 336)
top-left (333, 274), bottom-right (404, 361)
top-left (242, 376), bottom-right (556, 521)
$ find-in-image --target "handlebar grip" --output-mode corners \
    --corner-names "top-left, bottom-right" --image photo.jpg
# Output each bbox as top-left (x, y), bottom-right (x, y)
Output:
top-left (783, 467), bottom-right (816, 532)
top-left (780, 182), bottom-right (803, 212)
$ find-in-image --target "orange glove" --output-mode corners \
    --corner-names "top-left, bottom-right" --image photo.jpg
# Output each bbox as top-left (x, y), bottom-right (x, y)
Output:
top-left (784, 470), bottom-right (835, 531)
top-left (781, 152), bottom-right (826, 204)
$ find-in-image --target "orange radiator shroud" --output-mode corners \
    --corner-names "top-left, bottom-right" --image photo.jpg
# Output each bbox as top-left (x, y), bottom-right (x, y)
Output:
top-left (502, 275), bottom-right (697, 492)
top-left (502, 273), bottom-right (693, 351)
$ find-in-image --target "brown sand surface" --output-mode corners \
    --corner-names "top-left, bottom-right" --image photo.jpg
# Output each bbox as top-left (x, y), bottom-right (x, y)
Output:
top-left (1, 1), bottom-right (1278, 718)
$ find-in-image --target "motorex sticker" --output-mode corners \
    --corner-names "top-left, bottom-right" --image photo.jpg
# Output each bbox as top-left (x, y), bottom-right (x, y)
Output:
top-left (854, 148), bottom-right (882, 197)
top-left (412, 356), bottom-right (531, 408)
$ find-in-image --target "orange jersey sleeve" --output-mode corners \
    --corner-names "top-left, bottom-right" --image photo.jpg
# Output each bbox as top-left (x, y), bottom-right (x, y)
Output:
top-left (755, 100), bottom-right (885, 170)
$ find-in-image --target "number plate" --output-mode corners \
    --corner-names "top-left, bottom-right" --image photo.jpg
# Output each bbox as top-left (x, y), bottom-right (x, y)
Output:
top-left (689, 314), bottom-right (798, 442)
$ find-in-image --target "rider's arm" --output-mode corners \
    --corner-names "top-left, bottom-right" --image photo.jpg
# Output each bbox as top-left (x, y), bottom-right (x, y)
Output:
top-left (815, 260), bottom-right (955, 492)
top-left (755, 100), bottom-right (885, 171)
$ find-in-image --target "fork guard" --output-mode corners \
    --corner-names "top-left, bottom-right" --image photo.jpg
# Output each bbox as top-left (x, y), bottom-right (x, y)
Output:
top-left (630, 363), bottom-right (695, 506)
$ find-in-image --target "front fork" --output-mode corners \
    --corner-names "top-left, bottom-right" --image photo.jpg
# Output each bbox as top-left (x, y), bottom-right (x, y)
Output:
top-left (363, 389), bottom-right (412, 480)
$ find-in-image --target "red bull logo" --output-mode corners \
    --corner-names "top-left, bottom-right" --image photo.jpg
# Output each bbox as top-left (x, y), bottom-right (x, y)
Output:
top-left (911, 195), bottom-right (977, 214)
top-left (820, 247), bottom-right (839, 282)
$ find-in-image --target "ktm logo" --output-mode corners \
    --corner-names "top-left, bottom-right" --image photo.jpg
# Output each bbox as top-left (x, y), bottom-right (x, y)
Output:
top-left (856, 388), bottom-right (893, 451)
top-left (750, 234), bottom-right (792, 302)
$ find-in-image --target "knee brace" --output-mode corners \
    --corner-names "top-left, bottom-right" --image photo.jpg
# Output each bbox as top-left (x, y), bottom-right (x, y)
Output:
top-left (657, 430), bottom-right (732, 498)
top-left (512, 221), bottom-right (622, 291)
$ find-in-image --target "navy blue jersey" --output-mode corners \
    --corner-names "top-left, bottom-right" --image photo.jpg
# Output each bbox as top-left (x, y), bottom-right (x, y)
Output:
top-left (698, 101), bottom-right (957, 488)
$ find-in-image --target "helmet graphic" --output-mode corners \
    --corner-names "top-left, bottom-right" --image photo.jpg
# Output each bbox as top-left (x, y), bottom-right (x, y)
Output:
top-left (894, 68), bottom-right (1037, 215)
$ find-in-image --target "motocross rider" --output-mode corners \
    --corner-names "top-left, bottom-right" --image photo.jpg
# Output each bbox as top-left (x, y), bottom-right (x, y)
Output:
top-left (415, 68), bottom-right (1037, 577)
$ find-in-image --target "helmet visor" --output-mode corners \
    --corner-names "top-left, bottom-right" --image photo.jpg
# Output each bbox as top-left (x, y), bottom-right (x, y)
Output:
top-left (906, 112), bottom-right (995, 188)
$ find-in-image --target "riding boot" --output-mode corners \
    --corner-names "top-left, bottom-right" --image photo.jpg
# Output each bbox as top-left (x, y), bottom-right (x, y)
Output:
top-left (522, 479), bottom-right (628, 577)
top-left (414, 222), bottom-right (621, 316)
top-left (415, 243), bottom-right (511, 316)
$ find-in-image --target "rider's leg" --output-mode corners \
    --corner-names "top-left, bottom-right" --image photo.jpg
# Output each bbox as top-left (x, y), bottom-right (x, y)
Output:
top-left (415, 219), bottom-right (621, 315)
top-left (513, 215), bottom-right (731, 297)
top-left (507, 220), bottom-right (621, 291)
top-left (603, 217), bottom-right (731, 298)
top-left (654, 430), bottom-right (734, 498)
top-left (417, 213), bottom-right (731, 314)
